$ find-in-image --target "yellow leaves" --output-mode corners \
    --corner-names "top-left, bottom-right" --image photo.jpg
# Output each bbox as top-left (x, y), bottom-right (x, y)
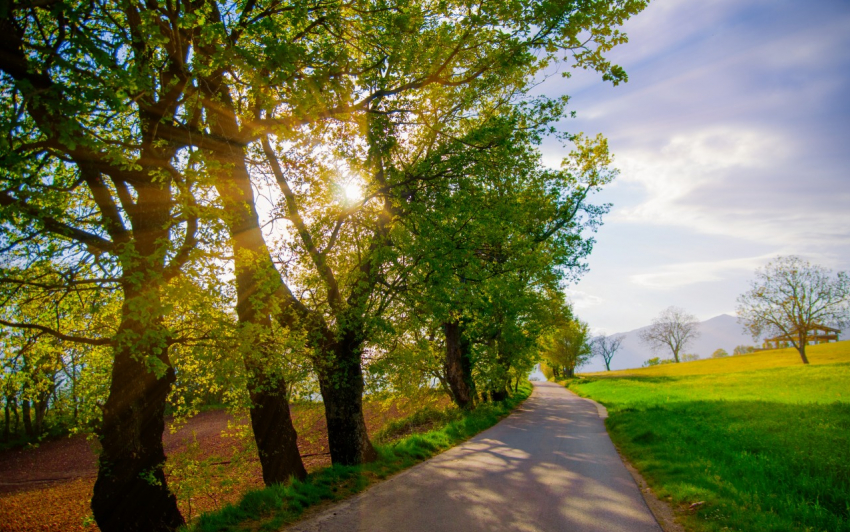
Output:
top-left (0, 479), bottom-right (98, 532)
top-left (562, 132), bottom-right (618, 188)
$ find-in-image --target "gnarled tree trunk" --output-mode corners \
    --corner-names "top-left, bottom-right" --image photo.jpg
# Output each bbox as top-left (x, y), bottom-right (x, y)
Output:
top-left (203, 71), bottom-right (306, 484)
top-left (315, 329), bottom-right (377, 465)
top-left (21, 398), bottom-right (32, 437)
top-left (90, 288), bottom-right (183, 532)
top-left (246, 366), bottom-right (307, 485)
top-left (241, 315), bottom-right (306, 485)
top-left (443, 321), bottom-right (474, 409)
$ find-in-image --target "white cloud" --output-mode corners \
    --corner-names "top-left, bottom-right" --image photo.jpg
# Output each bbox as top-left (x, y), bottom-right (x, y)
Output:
top-left (541, 0), bottom-right (850, 336)
top-left (628, 249), bottom-right (850, 291)
top-left (606, 123), bottom-right (850, 250)
top-left (629, 254), bottom-right (776, 289)
top-left (565, 289), bottom-right (604, 310)
top-left (617, 125), bottom-right (784, 196)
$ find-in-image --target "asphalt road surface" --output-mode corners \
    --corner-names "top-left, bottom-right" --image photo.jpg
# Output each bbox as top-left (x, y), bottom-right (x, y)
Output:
top-left (286, 381), bottom-right (662, 532)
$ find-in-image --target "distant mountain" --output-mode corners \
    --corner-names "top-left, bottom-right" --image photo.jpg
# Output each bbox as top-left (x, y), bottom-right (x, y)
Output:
top-left (581, 314), bottom-right (758, 373)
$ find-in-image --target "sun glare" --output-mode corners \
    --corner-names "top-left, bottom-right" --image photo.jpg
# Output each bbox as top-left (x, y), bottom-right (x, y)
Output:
top-left (341, 182), bottom-right (363, 202)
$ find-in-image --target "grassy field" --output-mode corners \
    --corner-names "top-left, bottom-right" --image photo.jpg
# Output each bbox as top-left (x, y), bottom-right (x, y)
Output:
top-left (567, 341), bottom-right (850, 532)
top-left (582, 340), bottom-right (850, 378)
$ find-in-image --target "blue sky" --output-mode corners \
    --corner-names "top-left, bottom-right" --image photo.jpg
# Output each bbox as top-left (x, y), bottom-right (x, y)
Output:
top-left (537, 0), bottom-right (850, 335)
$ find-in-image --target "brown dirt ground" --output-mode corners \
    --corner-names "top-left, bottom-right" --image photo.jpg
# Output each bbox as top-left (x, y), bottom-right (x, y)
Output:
top-left (0, 398), bottom-right (443, 532)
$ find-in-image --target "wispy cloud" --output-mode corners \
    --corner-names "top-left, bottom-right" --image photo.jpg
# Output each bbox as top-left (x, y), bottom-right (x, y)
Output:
top-left (607, 123), bottom-right (850, 250)
top-left (629, 254), bottom-right (776, 289)
top-left (536, 0), bottom-right (850, 334)
top-left (565, 289), bottom-right (604, 310)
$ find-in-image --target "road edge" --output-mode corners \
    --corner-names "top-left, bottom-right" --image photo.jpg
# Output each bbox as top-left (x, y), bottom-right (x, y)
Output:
top-left (276, 385), bottom-right (537, 531)
top-left (574, 392), bottom-right (685, 532)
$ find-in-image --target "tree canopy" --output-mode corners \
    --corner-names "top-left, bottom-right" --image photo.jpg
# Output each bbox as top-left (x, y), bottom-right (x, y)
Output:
top-left (736, 256), bottom-right (850, 364)
top-left (638, 306), bottom-right (701, 364)
top-left (0, 0), bottom-right (646, 529)
top-left (591, 333), bottom-right (624, 371)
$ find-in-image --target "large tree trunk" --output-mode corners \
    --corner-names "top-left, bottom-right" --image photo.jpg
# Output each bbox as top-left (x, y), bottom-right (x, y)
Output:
top-left (212, 160), bottom-right (307, 484)
top-left (443, 321), bottom-right (474, 409)
top-left (247, 371), bottom-right (306, 484)
top-left (21, 398), bottom-right (32, 437)
top-left (90, 290), bottom-right (184, 532)
top-left (241, 317), bottom-right (306, 484)
top-left (203, 78), bottom-right (306, 484)
top-left (315, 330), bottom-right (377, 465)
top-left (797, 333), bottom-right (810, 365)
top-left (3, 396), bottom-right (10, 441)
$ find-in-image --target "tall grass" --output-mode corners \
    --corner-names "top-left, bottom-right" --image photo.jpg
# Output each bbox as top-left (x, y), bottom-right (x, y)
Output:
top-left (187, 383), bottom-right (532, 532)
top-left (567, 342), bottom-right (850, 532)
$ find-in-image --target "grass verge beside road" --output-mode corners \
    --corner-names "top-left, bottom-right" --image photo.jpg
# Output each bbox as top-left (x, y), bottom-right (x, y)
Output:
top-left (566, 343), bottom-right (850, 532)
top-left (188, 382), bottom-right (532, 532)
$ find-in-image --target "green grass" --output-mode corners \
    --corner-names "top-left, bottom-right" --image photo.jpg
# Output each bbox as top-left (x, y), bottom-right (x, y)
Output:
top-left (186, 382), bottom-right (532, 532)
top-left (566, 344), bottom-right (850, 532)
top-left (582, 340), bottom-right (850, 378)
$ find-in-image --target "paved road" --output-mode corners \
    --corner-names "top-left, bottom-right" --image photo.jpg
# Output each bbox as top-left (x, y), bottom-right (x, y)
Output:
top-left (286, 381), bottom-right (662, 532)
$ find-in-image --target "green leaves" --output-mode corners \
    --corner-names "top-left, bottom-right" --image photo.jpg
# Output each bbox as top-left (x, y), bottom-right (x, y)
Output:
top-left (1, 0), bottom-right (645, 523)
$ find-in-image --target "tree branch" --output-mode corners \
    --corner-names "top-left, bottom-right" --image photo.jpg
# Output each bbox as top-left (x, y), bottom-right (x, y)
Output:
top-left (0, 318), bottom-right (111, 346)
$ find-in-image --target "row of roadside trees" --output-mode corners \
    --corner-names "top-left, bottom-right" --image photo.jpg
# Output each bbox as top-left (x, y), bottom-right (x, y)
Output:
top-left (0, 1), bottom-right (649, 530)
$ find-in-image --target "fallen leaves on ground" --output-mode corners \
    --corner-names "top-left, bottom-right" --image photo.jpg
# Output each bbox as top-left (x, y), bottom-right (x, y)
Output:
top-left (0, 395), bottom-right (447, 532)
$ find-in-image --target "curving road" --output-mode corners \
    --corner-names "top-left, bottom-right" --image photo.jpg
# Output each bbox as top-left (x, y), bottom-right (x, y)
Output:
top-left (286, 381), bottom-right (662, 532)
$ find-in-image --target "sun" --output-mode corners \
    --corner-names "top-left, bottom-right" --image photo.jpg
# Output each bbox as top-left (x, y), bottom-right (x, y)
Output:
top-left (341, 182), bottom-right (363, 202)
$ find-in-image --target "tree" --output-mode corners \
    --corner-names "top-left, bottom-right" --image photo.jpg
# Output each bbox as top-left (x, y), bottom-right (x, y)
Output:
top-left (391, 120), bottom-right (615, 407)
top-left (542, 315), bottom-right (592, 379)
top-left (736, 256), bottom-right (850, 364)
top-left (591, 334), bottom-right (624, 371)
top-left (0, 3), bottom-right (215, 527)
top-left (733, 345), bottom-right (756, 356)
top-left (711, 348), bottom-right (729, 358)
top-left (221, 0), bottom-right (644, 465)
top-left (638, 307), bottom-right (701, 363)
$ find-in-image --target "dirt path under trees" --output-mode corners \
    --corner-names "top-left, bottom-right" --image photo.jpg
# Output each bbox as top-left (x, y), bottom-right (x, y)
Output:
top-left (0, 399), bottom-right (439, 532)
